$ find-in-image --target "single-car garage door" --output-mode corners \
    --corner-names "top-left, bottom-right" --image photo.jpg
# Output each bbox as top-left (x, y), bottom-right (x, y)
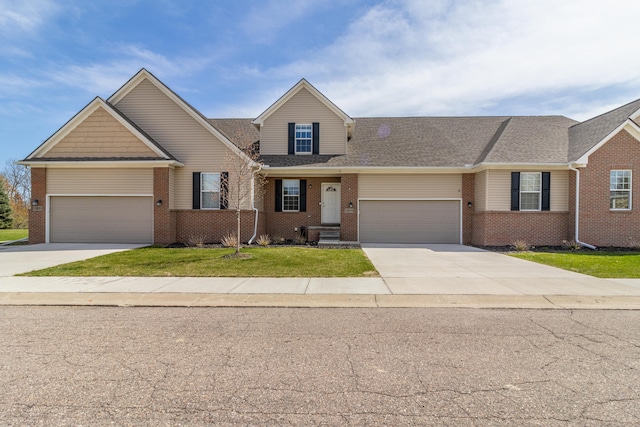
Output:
top-left (359, 200), bottom-right (460, 244)
top-left (50, 196), bottom-right (153, 243)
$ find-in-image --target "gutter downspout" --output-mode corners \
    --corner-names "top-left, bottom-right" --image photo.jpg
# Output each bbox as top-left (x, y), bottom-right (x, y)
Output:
top-left (569, 165), bottom-right (597, 250)
top-left (247, 164), bottom-right (262, 245)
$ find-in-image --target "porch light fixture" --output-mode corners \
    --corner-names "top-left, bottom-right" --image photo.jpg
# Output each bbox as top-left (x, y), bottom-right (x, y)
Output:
top-left (308, 183), bottom-right (312, 188)
top-left (32, 199), bottom-right (39, 206)
top-left (348, 201), bottom-right (353, 208)
top-left (156, 200), bottom-right (163, 206)
top-left (467, 201), bottom-right (473, 208)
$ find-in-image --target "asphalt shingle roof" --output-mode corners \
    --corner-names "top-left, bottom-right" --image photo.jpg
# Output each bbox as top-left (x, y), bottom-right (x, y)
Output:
top-left (568, 98), bottom-right (640, 161)
top-left (211, 115), bottom-right (582, 168)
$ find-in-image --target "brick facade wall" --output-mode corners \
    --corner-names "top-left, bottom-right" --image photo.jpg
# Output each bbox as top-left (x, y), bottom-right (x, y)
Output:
top-left (471, 211), bottom-right (570, 246)
top-left (153, 167), bottom-right (175, 244)
top-left (29, 168), bottom-right (46, 244)
top-left (174, 209), bottom-right (265, 244)
top-left (340, 174), bottom-right (358, 241)
top-left (462, 173), bottom-right (474, 244)
top-left (579, 130), bottom-right (640, 247)
top-left (264, 176), bottom-right (340, 242)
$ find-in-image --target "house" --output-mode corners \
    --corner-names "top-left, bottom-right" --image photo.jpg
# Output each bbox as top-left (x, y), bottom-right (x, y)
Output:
top-left (19, 69), bottom-right (640, 248)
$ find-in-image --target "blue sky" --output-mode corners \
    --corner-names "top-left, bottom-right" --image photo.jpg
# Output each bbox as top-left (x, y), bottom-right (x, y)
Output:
top-left (2, 0), bottom-right (640, 166)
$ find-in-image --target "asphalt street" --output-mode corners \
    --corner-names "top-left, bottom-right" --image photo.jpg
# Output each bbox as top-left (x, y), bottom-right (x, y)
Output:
top-left (1, 307), bottom-right (639, 426)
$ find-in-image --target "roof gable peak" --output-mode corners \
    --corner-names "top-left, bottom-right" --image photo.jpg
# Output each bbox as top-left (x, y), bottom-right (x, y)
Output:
top-left (252, 78), bottom-right (354, 126)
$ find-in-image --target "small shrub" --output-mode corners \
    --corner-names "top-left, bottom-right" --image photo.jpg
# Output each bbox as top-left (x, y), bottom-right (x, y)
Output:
top-left (221, 232), bottom-right (238, 248)
top-left (272, 234), bottom-right (285, 244)
top-left (293, 234), bottom-right (307, 245)
top-left (511, 239), bottom-right (531, 252)
top-left (562, 239), bottom-right (581, 251)
top-left (187, 234), bottom-right (208, 248)
top-left (256, 234), bottom-right (271, 246)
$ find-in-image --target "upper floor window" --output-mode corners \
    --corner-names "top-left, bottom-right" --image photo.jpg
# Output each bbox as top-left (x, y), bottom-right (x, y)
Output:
top-left (520, 172), bottom-right (541, 211)
top-left (610, 170), bottom-right (631, 210)
top-left (295, 124), bottom-right (312, 154)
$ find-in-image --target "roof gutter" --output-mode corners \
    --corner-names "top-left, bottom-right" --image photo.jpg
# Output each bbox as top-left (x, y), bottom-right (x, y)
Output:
top-left (568, 165), bottom-right (597, 250)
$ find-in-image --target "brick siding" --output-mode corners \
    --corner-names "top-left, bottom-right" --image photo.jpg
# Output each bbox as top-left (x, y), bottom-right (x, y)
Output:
top-left (579, 130), bottom-right (640, 247)
top-left (462, 173), bottom-right (474, 244)
top-left (264, 176), bottom-right (340, 242)
top-left (472, 211), bottom-right (570, 246)
top-left (174, 209), bottom-right (265, 244)
top-left (153, 167), bottom-right (174, 244)
top-left (29, 168), bottom-right (46, 244)
top-left (340, 174), bottom-right (358, 241)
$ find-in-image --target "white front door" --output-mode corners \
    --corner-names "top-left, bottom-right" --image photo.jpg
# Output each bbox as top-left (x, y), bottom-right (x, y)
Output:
top-left (321, 183), bottom-right (341, 224)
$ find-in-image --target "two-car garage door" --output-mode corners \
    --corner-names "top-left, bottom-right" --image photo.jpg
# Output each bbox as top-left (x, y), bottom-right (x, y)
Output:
top-left (359, 200), bottom-right (461, 244)
top-left (49, 196), bottom-right (153, 244)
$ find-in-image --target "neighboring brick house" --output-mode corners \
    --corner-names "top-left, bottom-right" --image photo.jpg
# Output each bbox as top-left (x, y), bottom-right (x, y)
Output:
top-left (19, 69), bottom-right (640, 248)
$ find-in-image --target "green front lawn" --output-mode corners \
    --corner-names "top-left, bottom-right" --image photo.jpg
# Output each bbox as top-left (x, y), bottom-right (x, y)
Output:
top-left (21, 246), bottom-right (378, 277)
top-left (511, 251), bottom-right (640, 278)
top-left (0, 229), bottom-right (28, 242)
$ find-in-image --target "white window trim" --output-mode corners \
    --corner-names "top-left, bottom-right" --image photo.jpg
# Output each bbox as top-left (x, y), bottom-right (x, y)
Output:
top-left (294, 124), bottom-right (312, 155)
top-left (282, 179), bottom-right (300, 212)
top-left (610, 169), bottom-right (632, 211)
top-left (201, 172), bottom-right (221, 210)
top-left (520, 172), bottom-right (542, 211)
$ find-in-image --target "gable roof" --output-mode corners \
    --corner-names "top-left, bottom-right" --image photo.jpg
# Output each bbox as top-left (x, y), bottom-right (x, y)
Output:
top-left (252, 79), bottom-right (354, 130)
top-left (108, 68), bottom-right (257, 165)
top-left (569, 98), bottom-right (640, 162)
top-left (22, 96), bottom-right (180, 164)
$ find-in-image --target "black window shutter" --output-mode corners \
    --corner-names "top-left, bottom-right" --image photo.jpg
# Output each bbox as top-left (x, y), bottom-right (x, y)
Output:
top-left (510, 172), bottom-right (520, 211)
top-left (541, 172), bottom-right (550, 211)
top-left (312, 122), bottom-right (320, 155)
top-left (288, 123), bottom-right (295, 155)
top-left (220, 172), bottom-right (229, 209)
top-left (300, 179), bottom-right (307, 212)
top-left (193, 172), bottom-right (201, 210)
top-left (275, 179), bottom-right (282, 212)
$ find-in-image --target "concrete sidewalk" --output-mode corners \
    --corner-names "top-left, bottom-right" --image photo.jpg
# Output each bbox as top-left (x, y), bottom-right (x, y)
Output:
top-left (1, 275), bottom-right (640, 309)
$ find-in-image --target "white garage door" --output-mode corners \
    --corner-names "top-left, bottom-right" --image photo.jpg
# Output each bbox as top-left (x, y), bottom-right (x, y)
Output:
top-left (50, 196), bottom-right (153, 243)
top-left (359, 200), bottom-right (460, 244)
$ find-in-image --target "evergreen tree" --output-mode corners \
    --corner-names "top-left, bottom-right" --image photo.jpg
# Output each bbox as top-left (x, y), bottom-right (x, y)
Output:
top-left (0, 180), bottom-right (13, 229)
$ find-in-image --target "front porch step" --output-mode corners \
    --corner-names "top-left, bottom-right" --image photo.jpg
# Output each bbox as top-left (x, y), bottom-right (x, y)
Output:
top-left (319, 231), bottom-right (340, 240)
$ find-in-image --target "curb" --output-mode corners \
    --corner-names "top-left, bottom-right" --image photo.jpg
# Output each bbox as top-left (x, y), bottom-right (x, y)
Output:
top-left (1, 293), bottom-right (640, 309)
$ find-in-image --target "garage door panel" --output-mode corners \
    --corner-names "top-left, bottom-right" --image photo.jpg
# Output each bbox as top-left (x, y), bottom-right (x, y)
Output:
top-left (50, 196), bottom-right (153, 243)
top-left (359, 200), bottom-right (460, 244)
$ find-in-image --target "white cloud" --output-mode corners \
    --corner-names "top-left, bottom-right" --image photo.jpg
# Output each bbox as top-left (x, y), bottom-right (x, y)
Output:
top-left (0, 0), bottom-right (59, 37)
top-left (246, 0), bottom-right (640, 119)
top-left (45, 45), bottom-right (212, 95)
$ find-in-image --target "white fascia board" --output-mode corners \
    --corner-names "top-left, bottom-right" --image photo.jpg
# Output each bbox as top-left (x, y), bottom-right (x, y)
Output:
top-left (471, 163), bottom-right (573, 172)
top-left (260, 166), bottom-right (471, 175)
top-left (17, 160), bottom-right (184, 168)
top-left (252, 79), bottom-right (354, 126)
top-left (628, 106), bottom-right (640, 121)
top-left (574, 120), bottom-right (640, 164)
top-left (108, 69), bottom-right (257, 166)
top-left (26, 97), bottom-right (170, 160)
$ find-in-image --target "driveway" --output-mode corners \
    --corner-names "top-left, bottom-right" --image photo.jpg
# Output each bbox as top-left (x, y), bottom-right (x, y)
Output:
top-left (362, 244), bottom-right (640, 295)
top-left (0, 243), bottom-right (147, 276)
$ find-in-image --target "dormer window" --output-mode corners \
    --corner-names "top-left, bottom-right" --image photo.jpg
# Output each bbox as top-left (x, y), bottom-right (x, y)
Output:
top-left (295, 124), bottom-right (312, 154)
top-left (288, 122), bottom-right (319, 155)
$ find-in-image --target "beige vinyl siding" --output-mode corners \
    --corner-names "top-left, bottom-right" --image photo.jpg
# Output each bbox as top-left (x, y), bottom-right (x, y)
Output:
top-left (260, 88), bottom-right (346, 155)
top-left (43, 107), bottom-right (159, 158)
top-left (113, 79), bottom-right (251, 209)
top-left (486, 170), bottom-right (512, 211)
top-left (486, 170), bottom-right (569, 211)
top-left (47, 168), bottom-right (153, 194)
top-left (474, 170), bottom-right (488, 212)
top-left (550, 170), bottom-right (569, 211)
top-left (359, 174), bottom-right (462, 199)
